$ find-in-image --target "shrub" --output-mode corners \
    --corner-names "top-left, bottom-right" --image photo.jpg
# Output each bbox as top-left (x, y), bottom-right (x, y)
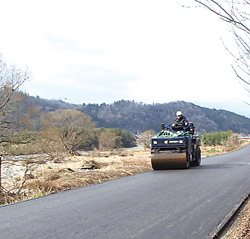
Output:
top-left (202, 131), bottom-right (234, 146)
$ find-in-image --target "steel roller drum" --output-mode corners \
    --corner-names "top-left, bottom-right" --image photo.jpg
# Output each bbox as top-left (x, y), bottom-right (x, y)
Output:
top-left (151, 152), bottom-right (188, 169)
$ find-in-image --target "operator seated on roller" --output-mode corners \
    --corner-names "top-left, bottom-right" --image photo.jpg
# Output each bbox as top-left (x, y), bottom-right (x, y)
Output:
top-left (172, 111), bottom-right (189, 130)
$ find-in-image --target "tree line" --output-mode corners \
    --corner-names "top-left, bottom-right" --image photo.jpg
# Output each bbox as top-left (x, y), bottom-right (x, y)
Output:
top-left (3, 108), bottom-right (137, 159)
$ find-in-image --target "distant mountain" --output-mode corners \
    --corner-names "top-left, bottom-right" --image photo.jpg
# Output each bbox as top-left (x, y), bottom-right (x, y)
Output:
top-left (81, 100), bottom-right (250, 134)
top-left (26, 96), bottom-right (250, 134)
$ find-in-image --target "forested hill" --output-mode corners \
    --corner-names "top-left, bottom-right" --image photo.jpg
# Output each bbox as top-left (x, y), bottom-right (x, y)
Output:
top-left (81, 100), bottom-right (250, 134)
top-left (28, 96), bottom-right (250, 134)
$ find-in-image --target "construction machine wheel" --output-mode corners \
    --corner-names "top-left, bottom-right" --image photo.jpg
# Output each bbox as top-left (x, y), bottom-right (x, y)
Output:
top-left (184, 152), bottom-right (190, 169)
top-left (151, 151), bottom-right (190, 170)
top-left (191, 146), bottom-right (201, 166)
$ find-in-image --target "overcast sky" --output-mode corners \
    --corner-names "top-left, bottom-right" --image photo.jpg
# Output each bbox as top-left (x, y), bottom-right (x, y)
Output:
top-left (0, 0), bottom-right (249, 117)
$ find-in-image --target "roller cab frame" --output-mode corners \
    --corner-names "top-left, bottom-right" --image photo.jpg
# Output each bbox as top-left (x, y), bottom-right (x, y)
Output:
top-left (151, 123), bottom-right (201, 170)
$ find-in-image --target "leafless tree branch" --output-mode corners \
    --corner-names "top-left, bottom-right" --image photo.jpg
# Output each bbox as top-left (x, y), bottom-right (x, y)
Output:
top-left (191, 0), bottom-right (250, 97)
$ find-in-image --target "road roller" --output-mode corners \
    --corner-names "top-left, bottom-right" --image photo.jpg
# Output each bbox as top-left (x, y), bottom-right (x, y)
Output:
top-left (151, 122), bottom-right (201, 169)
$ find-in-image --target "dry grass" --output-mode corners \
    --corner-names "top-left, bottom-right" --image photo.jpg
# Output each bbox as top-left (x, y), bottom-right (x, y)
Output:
top-left (202, 141), bottom-right (250, 158)
top-left (0, 148), bottom-right (152, 204)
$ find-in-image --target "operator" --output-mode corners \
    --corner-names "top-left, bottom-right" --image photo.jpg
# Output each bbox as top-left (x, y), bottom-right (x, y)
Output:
top-left (172, 111), bottom-right (189, 128)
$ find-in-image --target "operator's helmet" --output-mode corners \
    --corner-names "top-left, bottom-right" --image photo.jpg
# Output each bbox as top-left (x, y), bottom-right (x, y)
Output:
top-left (176, 111), bottom-right (182, 117)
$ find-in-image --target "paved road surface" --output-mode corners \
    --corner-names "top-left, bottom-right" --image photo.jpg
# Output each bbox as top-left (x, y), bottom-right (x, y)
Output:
top-left (1, 145), bottom-right (250, 239)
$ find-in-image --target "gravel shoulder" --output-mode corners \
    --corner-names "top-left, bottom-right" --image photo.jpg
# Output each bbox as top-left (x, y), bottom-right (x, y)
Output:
top-left (221, 197), bottom-right (250, 239)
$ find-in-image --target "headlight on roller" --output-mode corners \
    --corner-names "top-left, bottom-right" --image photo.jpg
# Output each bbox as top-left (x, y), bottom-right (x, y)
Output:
top-left (164, 140), bottom-right (168, 144)
top-left (179, 140), bottom-right (184, 144)
top-left (153, 141), bottom-right (158, 145)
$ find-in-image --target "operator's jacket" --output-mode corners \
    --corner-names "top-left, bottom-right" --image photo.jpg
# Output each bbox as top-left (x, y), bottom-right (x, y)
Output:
top-left (173, 116), bottom-right (189, 128)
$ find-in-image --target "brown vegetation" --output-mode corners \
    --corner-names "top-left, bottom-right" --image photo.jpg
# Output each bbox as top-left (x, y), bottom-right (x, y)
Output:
top-left (0, 148), bottom-right (152, 204)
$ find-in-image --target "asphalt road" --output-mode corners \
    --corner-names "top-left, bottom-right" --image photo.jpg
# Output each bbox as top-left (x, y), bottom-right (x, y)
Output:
top-left (1, 145), bottom-right (250, 239)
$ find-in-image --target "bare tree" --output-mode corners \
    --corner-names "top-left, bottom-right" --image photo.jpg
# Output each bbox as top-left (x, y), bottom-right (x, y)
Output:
top-left (38, 128), bottom-right (65, 160)
top-left (0, 54), bottom-right (30, 196)
top-left (137, 130), bottom-right (156, 149)
top-left (189, 0), bottom-right (250, 96)
top-left (0, 56), bottom-right (29, 109)
top-left (42, 109), bottom-right (95, 155)
top-left (0, 54), bottom-right (31, 144)
top-left (98, 129), bottom-right (117, 150)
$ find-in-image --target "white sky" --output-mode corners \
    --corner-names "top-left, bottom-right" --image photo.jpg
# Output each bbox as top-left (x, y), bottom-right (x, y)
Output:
top-left (0, 0), bottom-right (249, 117)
